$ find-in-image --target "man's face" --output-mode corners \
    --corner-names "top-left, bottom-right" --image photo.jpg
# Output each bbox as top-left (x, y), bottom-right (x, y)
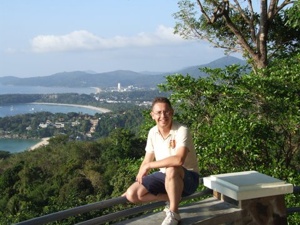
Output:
top-left (151, 102), bottom-right (174, 129)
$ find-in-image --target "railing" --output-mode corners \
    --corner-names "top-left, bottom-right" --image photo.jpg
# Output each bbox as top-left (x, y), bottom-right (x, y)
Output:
top-left (287, 186), bottom-right (300, 214)
top-left (16, 189), bottom-right (212, 225)
top-left (16, 186), bottom-right (300, 225)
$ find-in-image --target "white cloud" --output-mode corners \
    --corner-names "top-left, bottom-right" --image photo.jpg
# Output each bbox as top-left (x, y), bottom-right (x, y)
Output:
top-left (31, 26), bottom-right (186, 53)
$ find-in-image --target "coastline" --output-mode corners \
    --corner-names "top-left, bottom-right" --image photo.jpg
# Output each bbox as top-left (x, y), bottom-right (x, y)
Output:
top-left (29, 137), bottom-right (50, 151)
top-left (30, 102), bottom-right (111, 113)
top-left (0, 102), bottom-right (111, 152)
top-left (91, 87), bottom-right (101, 93)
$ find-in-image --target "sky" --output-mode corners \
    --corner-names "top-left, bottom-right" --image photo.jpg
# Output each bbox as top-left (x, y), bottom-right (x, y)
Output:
top-left (0, 0), bottom-right (239, 78)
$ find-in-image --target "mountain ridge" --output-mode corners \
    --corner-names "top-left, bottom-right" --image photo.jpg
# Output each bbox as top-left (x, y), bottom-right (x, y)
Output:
top-left (0, 56), bottom-right (246, 88)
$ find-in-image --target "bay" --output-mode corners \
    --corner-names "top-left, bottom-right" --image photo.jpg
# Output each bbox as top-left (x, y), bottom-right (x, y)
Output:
top-left (0, 103), bottom-right (108, 152)
top-left (0, 138), bottom-right (40, 153)
top-left (0, 83), bottom-right (96, 95)
top-left (0, 103), bottom-right (105, 117)
top-left (0, 84), bottom-right (105, 153)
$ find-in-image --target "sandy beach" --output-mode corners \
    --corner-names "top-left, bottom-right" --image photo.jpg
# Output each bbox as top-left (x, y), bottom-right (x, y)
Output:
top-left (29, 137), bottom-right (50, 151)
top-left (30, 102), bottom-right (111, 113)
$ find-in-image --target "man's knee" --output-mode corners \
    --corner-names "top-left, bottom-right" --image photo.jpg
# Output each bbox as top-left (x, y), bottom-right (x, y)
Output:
top-left (125, 184), bottom-right (146, 203)
top-left (125, 187), bottom-right (138, 203)
top-left (165, 166), bottom-right (184, 179)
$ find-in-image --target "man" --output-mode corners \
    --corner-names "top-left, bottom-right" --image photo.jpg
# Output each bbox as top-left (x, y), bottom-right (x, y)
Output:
top-left (123, 97), bottom-right (199, 225)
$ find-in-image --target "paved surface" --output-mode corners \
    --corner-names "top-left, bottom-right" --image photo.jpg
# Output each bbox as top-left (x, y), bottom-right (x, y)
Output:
top-left (114, 197), bottom-right (242, 225)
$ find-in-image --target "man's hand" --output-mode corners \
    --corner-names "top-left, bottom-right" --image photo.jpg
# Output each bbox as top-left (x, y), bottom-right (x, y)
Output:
top-left (136, 163), bottom-right (150, 184)
top-left (135, 152), bottom-right (155, 184)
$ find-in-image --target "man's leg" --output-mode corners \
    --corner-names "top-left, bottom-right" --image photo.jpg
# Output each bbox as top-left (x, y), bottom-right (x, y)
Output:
top-left (164, 166), bottom-right (184, 214)
top-left (124, 182), bottom-right (169, 203)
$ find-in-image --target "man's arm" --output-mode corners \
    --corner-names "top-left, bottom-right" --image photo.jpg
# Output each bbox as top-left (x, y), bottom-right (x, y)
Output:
top-left (136, 152), bottom-right (155, 184)
top-left (144, 146), bottom-right (189, 171)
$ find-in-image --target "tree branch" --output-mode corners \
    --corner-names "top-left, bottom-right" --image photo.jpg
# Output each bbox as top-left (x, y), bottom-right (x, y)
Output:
top-left (268, 0), bottom-right (293, 20)
top-left (257, 0), bottom-right (268, 67)
top-left (196, 0), bottom-right (224, 23)
top-left (247, 0), bottom-right (257, 44)
top-left (233, 0), bottom-right (251, 24)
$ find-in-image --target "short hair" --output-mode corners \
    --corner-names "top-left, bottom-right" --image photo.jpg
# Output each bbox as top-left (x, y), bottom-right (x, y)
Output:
top-left (151, 97), bottom-right (172, 110)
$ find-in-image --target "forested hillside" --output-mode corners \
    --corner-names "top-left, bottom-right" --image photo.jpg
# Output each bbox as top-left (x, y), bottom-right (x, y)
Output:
top-left (0, 99), bottom-right (154, 224)
top-left (0, 131), bottom-right (145, 224)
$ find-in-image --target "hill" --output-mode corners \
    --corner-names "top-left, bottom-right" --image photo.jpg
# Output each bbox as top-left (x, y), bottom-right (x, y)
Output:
top-left (0, 56), bottom-right (246, 88)
top-left (175, 55), bottom-right (246, 77)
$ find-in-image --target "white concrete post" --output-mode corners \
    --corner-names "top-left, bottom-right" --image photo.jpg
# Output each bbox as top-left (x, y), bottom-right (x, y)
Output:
top-left (203, 171), bottom-right (293, 225)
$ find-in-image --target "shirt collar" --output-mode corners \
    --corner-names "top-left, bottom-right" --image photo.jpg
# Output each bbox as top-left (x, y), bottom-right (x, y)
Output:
top-left (154, 121), bottom-right (177, 137)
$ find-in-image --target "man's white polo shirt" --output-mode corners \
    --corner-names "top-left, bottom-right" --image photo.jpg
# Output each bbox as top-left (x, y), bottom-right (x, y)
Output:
top-left (145, 121), bottom-right (199, 174)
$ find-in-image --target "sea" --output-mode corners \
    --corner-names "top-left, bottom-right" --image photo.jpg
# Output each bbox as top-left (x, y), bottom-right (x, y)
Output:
top-left (0, 84), bottom-right (99, 153)
top-left (0, 138), bottom-right (40, 153)
top-left (0, 83), bottom-right (95, 95)
top-left (0, 103), bottom-right (104, 117)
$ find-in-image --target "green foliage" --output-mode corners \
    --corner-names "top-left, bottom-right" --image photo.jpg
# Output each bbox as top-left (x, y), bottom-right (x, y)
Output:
top-left (0, 130), bottom-right (145, 224)
top-left (59, 177), bottom-right (94, 203)
top-left (108, 158), bottom-right (141, 197)
top-left (268, 10), bottom-right (300, 58)
top-left (0, 150), bottom-right (11, 159)
top-left (159, 55), bottom-right (300, 177)
top-left (95, 106), bottom-right (145, 138)
top-left (286, 0), bottom-right (300, 28)
top-left (0, 94), bottom-right (43, 104)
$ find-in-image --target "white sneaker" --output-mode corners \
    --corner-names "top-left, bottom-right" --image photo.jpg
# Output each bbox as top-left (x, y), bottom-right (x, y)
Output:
top-left (163, 201), bottom-right (170, 214)
top-left (161, 211), bottom-right (181, 225)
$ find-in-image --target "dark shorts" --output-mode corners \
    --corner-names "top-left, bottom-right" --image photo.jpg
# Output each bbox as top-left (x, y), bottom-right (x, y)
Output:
top-left (142, 168), bottom-right (199, 197)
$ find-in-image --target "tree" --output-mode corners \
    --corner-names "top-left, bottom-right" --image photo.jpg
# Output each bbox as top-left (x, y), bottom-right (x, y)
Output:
top-left (159, 53), bottom-right (300, 178)
top-left (174, 0), bottom-right (299, 69)
top-left (286, 0), bottom-right (300, 28)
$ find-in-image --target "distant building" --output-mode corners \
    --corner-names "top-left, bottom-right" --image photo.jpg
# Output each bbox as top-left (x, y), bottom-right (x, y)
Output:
top-left (54, 122), bottom-right (65, 129)
top-left (39, 120), bottom-right (52, 128)
top-left (39, 123), bottom-right (48, 128)
top-left (118, 83), bottom-right (121, 91)
top-left (71, 121), bottom-right (80, 126)
top-left (26, 126), bottom-right (32, 131)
